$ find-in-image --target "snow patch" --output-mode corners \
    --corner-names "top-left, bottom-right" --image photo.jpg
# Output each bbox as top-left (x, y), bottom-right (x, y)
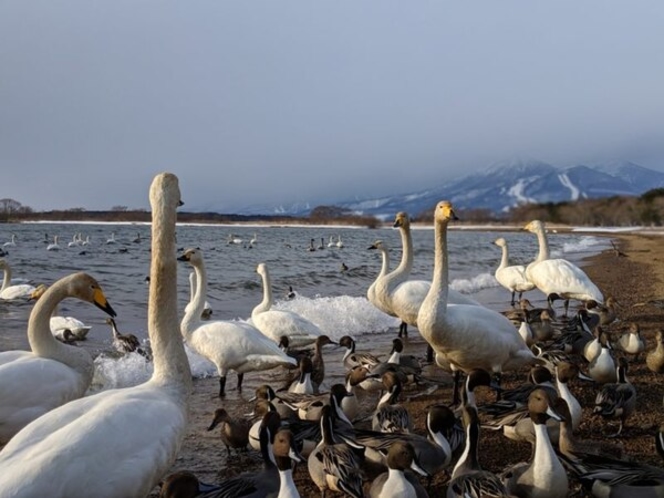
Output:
top-left (558, 173), bottom-right (581, 200)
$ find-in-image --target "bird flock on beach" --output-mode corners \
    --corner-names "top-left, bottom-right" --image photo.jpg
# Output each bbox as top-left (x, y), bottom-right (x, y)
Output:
top-left (1, 172), bottom-right (664, 498)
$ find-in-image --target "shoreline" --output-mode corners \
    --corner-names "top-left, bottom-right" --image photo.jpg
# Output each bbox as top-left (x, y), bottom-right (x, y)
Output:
top-left (148, 231), bottom-right (664, 497)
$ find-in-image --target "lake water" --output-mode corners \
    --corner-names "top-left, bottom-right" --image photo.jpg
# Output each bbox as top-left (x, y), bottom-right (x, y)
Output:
top-left (0, 221), bottom-right (611, 392)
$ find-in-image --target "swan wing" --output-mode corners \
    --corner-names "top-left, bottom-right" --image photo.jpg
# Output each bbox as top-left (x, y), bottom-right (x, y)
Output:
top-left (527, 259), bottom-right (603, 301)
top-left (0, 284), bottom-right (36, 300)
top-left (252, 310), bottom-right (322, 345)
top-left (0, 386), bottom-right (187, 498)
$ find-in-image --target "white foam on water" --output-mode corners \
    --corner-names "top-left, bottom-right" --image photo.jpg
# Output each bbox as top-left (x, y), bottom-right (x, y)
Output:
top-left (450, 272), bottom-right (499, 294)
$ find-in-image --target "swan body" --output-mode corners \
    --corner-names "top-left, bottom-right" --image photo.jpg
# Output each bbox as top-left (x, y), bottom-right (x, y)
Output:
top-left (417, 201), bottom-right (539, 376)
top-left (105, 232), bottom-right (116, 244)
top-left (493, 237), bottom-right (535, 305)
top-left (0, 273), bottom-right (116, 444)
top-left (0, 259), bottom-right (36, 301)
top-left (524, 220), bottom-right (604, 310)
top-left (336, 235), bottom-right (344, 248)
top-left (179, 249), bottom-right (296, 397)
top-left (46, 235), bottom-right (60, 251)
top-left (3, 234), bottom-right (17, 247)
top-left (252, 262), bottom-right (323, 347)
top-left (372, 212), bottom-right (481, 332)
top-left (327, 236), bottom-right (336, 248)
top-left (0, 173), bottom-right (192, 497)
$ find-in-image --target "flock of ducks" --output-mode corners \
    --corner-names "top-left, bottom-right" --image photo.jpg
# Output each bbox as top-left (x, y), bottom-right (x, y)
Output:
top-left (0, 174), bottom-right (663, 497)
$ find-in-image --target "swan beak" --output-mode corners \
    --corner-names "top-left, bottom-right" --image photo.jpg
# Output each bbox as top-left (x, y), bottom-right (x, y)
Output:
top-left (177, 254), bottom-right (190, 262)
top-left (410, 457), bottom-right (430, 477)
top-left (367, 244), bottom-right (378, 250)
top-left (178, 200), bottom-right (184, 207)
top-left (93, 289), bottom-right (117, 318)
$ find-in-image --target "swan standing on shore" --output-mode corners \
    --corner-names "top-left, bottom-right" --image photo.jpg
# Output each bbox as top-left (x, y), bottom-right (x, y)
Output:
top-left (0, 172), bottom-right (192, 497)
top-left (251, 262), bottom-right (323, 347)
top-left (524, 220), bottom-right (604, 314)
top-left (0, 259), bottom-right (36, 301)
top-left (178, 249), bottom-right (296, 397)
top-left (417, 201), bottom-right (539, 391)
top-left (0, 273), bottom-right (116, 444)
top-left (493, 237), bottom-right (535, 306)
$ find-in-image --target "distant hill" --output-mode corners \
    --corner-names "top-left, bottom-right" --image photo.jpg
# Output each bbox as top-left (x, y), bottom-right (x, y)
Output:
top-left (235, 159), bottom-right (664, 219)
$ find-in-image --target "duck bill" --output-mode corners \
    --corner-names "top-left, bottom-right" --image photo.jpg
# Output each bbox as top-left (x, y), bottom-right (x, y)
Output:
top-left (288, 446), bottom-right (304, 463)
top-left (545, 406), bottom-right (563, 422)
top-left (577, 371), bottom-right (594, 382)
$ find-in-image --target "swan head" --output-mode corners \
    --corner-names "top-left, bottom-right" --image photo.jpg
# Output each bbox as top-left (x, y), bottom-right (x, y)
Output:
top-left (367, 240), bottom-right (385, 251)
top-left (493, 237), bottom-right (507, 247)
top-left (433, 201), bottom-right (459, 223)
top-left (177, 247), bottom-right (203, 266)
top-left (256, 262), bottom-right (268, 276)
top-left (523, 220), bottom-right (544, 234)
top-left (29, 283), bottom-right (48, 300)
top-left (68, 273), bottom-right (117, 318)
top-left (393, 211), bottom-right (410, 229)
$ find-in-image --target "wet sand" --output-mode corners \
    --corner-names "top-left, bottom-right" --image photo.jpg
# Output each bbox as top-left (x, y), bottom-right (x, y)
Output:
top-left (149, 232), bottom-right (664, 497)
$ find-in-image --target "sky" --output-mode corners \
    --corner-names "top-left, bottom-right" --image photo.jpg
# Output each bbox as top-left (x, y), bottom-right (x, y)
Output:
top-left (1, 1), bottom-right (664, 213)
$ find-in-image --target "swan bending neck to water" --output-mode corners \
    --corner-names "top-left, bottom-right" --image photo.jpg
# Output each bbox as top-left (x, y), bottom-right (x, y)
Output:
top-left (0, 172), bottom-right (192, 497)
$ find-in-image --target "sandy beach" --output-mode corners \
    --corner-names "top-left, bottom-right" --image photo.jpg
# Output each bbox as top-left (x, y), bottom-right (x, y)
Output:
top-left (149, 231), bottom-right (664, 497)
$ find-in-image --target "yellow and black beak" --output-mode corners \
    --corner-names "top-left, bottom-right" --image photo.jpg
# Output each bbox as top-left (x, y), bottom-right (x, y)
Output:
top-left (93, 288), bottom-right (117, 317)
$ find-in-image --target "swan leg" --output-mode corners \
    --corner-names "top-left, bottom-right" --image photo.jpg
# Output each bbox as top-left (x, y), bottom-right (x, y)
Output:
top-left (510, 290), bottom-right (516, 307)
top-left (219, 376), bottom-right (227, 397)
top-left (398, 321), bottom-right (408, 338)
top-left (452, 370), bottom-right (461, 406)
top-left (492, 372), bottom-right (502, 400)
top-left (564, 300), bottom-right (570, 317)
top-left (237, 373), bottom-right (245, 391)
top-left (426, 344), bottom-right (434, 364)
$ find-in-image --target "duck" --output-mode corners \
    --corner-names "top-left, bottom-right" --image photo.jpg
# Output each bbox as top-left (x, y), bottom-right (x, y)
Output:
top-left (286, 356), bottom-right (315, 394)
top-left (0, 272), bottom-right (116, 444)
top-left (105, 317), bottom-right (151, 359)
top-left (158, 471), bottom-right (220, 498)
top-left (646, 329), bottom-right (664, 373)
top-left (446, 402), bottom-right (512, 498)
top-left (251, 262), bottom-right (323, 347)
top-left (178, 248), bottom-right (296, 397)
top-left (372, 370), bottom-right (412, 433)
top-left (3, 234), bottom-right (17, 247)
top-left (493, 237), bottom-right (536, 306)
top-left (588, 330), bottom-right (617, 384)
top-left (502, 388), bottom-right (569, 498)
top-left (184, 271), bottom-right (213, 320)
top-left (29, 283), bottom-right (94, 340)
top-left (54, 328), bottom-right (78, 345)
top-left (369, 440), bottom-right (430, 498)
top-left (278, 383), bottom-right (355, 424)
top-left (615, 322), bottom-right (645, 357)
top-left (0, 258), bottom-right (36, 300)
top-left (307, 404), bottom-right (364, 498)
top-left (416, 201), bottom-right (540, 397)
top-left (0, 172), bottom-right (192, 497)
top-left (286, 286), bottom-right (297, 300)
top-left (341, 366), bottom-right (376, 422)
top-left (523, 220), bottom-right (604, 315)
top-left (46, 235), bottom-right (60, 251)
top-left (373, 211), bottom-right (482, 340)
top-left (339, 335), bottom-right (383, 370)
top-left (250, 384), bottom-right (296, 422)
top-left (586, 296), bottom-right (619, 326)
top-left (207, 407), bottom-right (251, 456)
top-left (593, 357), bottom-right (636, 437)
top-left (529, 309), bottom-right (556, 343)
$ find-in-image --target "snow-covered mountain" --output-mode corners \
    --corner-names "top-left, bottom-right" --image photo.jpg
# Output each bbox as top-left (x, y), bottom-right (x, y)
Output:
top-left (236, 159), bottom-right (664, 219)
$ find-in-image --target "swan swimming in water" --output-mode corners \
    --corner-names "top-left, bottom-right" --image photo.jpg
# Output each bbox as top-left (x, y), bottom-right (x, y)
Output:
top-left (0, 259), bottom-right (37, 301)
top-left (178, 248), bottom-right (296, 397)
top-left (251, 262), bottom-right (324, 347)
top-left (523, 220), bottom-right (604, 314)
top-left (46, 235), bottom-right (60, 251)
top-left (2, 234), bottom-right (17, 248)
top-left (0, 272), bottom-right (117, 445)
top-left (0, 172), bottom-right (191, 497)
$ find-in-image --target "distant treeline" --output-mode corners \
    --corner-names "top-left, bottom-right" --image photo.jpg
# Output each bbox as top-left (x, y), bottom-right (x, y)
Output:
top-left (3, 188), bottom-right (664, 227)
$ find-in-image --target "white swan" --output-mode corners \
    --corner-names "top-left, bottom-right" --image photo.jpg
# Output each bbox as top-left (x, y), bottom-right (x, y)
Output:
top-left (3, 234), bottom-right (16, 247)
top-left (0, 172), bottom-right (192, 497)
top-left (327, 235), bottom-right (336, 248)
top-left (106, 232), bottom-right (116, 244)
top-left (46, 235), bottom-right (60, 251)
top-left (178, 248), bottom-right (296, 397)
top-left (336, 235), bottom-right (344, 248)
top-left (252, 262), bottom-right (324, 347)
top-left (524, 220), bottom-right (603, 314)
top-left (417, 201), bottom-right (539, 384)
top-left (184, 271), bottom-right (212, 320)
top-left (0, 272), bottom-right (117, 445)
top-left (67, 233), bottom-right (81, 248)
top-left (0, 259), bottom-right (36, 301)
top-left (493, 237), bottom-right (535, 306)
top-left (250, 233), bottom-right (258, 246)
top-left (227, 234), bottom-right (243, 245)
top-left (366, 240), bottom-right (391, 310)
top-left (30, 284), bottom-right (94, 340)
top-left (372, 211), bottom-right (481, 337)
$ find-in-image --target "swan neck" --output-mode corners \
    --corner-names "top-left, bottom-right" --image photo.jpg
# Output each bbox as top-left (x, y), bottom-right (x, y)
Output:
top-left (181, 263), bottom-right (207, 338)
top-left (535, 227), bottom-right (550, 262)
top-left (254, 269), bottom-right (273, 315)
top-left (1, 265), bottom-right (11, 291)
top-left (149, 198), bottom-right (192, 393)
top-left (395, 224), bottom-right (414, 275)
top-left (431, 217), bottom-right (450, 307)
top-left (498, 245), bottom-right (509, 270)
top-left (379, 247), bottom-right (390, 278)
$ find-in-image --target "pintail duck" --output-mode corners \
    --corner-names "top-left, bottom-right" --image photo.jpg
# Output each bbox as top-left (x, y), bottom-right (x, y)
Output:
top-left (647, 330), bottom-right (664, 374)
top-left (372, 371), bottom-right (412, 433)
top-left (286, 356), bottom-right (315, 395)
top-left (593, 357), bottom-right (636, 437)
top-left (307, 405), bottom-right (364, 498)
top-left (615, 322), bottom-right (645, 357)
top-left (355, 404), bottom-right (455, 485)
top-left (502, 388), bottom-right (569, 498)
top-left (280, 383), bottom-right (355, 424)
top-left (106, 317), bottom-right (150, 358)
top-left (369, 440), bottom-right (430, 498)
top-left (339, 335), bottom-right (382, 370)
top-left (251, 384), bottom-right (296, 421)
top-left (588, 330), bottom-right (617, 384)
top-left (586, 295), bottom-right (619, 326)
top-left (446, 402), bottom-right (512, 498)
top-left (207, 407), bottom-right (251, 456)
top-left (248, 399), bottom-right (279, 451)
top-left (656, 423), bottom-right (664, 462)
top-left (341, 366), bottom-right (377, 422)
